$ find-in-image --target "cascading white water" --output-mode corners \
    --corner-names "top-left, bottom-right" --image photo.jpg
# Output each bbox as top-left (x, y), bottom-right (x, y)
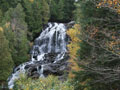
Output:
top-left (8, 22), bottom-right (70, 89)
top-left (31, 23), bottom-right (67, 61)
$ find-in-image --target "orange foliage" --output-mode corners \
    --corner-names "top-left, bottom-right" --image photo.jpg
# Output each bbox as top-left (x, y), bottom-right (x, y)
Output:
top-left (97, 0), bottom-right (120, 13)
top-left (86, 25), bottom-right (120, 56)
top-left (107, 40), bottom-right (120, 55)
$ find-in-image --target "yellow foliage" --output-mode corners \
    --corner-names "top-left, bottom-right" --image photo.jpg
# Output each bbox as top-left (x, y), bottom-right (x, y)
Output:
top-left (67, 24), bottom-right (81, 78)
top-left (0, 27), bottom-right (3, 32)
top-left (14, 74), bottom-right (74, 90)
top-left (97, 0), bottom-right (120, 14)
top-left (5, 22), bottom-right (10, 28)
top-left (107, 40), bottom-right (120, 55)
top-left (29, 0), bottom-right (34, 3)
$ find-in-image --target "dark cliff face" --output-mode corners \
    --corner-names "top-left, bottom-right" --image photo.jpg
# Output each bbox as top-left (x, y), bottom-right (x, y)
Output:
top-left (8, 22), bottom-right (75, 89)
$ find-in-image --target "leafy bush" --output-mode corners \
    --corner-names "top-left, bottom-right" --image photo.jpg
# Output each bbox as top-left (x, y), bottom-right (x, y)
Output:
top-left (14, 74), bottom-right (74, 90)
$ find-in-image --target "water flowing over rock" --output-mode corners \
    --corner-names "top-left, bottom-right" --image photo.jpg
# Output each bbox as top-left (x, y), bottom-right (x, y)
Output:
top-left (8, 22), bottom-right (74, 89)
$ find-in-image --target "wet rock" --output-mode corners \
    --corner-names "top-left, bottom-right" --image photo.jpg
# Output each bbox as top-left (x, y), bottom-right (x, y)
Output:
top-left (8, 22), bottom-right (73, 89)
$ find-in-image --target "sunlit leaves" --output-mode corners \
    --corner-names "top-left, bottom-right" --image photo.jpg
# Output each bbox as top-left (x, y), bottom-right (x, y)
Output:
top-left (97, 0), bottom-right (120, 13)
top-left (0, 27), bottom-right (3, 32)
top-left (14, 75), bottom-right (74, 90)
top-left (29, 0), bottom-right (34, 3)
top-left (67, 24), bottom-right (81, 78)
top-left (5, 22), bottom-right (10, 28)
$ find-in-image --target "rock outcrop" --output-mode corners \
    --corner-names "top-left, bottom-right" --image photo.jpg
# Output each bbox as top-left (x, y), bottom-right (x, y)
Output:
top-left (8, 22), bottom-right (74, 89)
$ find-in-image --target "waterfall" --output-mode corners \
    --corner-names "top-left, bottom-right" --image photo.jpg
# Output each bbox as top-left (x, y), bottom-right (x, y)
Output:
top-left (8, 22), bottom-right (72, 89)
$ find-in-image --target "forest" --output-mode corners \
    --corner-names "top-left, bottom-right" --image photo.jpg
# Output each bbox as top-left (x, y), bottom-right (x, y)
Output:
top-left (0, 0), bottom-right (120, 90)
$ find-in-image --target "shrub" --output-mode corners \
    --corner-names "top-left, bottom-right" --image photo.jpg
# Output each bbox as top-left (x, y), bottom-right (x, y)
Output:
top-left (14, 74), bottom-right (74, 90)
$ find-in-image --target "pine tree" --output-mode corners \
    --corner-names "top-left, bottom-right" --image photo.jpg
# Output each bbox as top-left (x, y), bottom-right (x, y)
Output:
top-left (0, 0), bottom-right (20, 13)
top-left (63, 0), bottom-right (75, 22)
top-left (49, 0), bottom-right (75, 22)
top-left (72, 0), bottom-right (120, 90)
top-left (3, 3), bottom-right (29, 66)
top-left (49, 0), bottom-right (58, 22)
top-left (8, 0), bottom-right (21, 8)
top-left (0, 28), bottom-right (14, 83)
top-left (30, 0), bottom-right (43, 39)
top-left (22, 0), bottom-right (50, 40)
top-left (40, 0), bottom-right (50, 25)
top-left (57, 0), bottom-right (65, 21)
top-left (0, 9), bottom-right (2, 23)
top-left (11, 3), bottom-right (29, 66)
top-left (0, 0), bottom-right (9, 13)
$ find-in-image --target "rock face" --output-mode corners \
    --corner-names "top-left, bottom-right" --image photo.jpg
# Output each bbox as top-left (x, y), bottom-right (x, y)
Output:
top-left (8, 22), bottom-right (74, 89)
top-left (26, 53), bottom-right (69, 78)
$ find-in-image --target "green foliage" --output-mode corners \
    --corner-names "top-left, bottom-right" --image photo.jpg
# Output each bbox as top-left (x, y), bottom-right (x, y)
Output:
top-left (49, 0), bottom-right (75, 22)
top-left (22, 0), bottom-right (50, 40)
top-left (0, 0), bottom-right (75, 40)
top-left (57, 0), bottom-right (65, 20)
top-left (77, 41), bottom-right (92, 60)
top-left (14, 74), bottom-right (74, 90)
top-left (0, 9), bottom-right (3, 23)
top-left (74, 0), bottom-right (98, 28)
top-left (3, 3), bottom-right (29, 66)
top-left (63, 0), bottom-right (75, 22)
top-left (0, 30), bottom-right (14, 82)
top-left (0, 0), bottom-right (10, 13)
top-left (72, 0), bottom-right (120, 90)
top-left (40, 0), bottom-right (50, 25)
top-left (49, 0), bottom-right (58, 21)
top-left (0, 0), bottom-right (21, 13)
top-left (50, 0), bottom-right (65, 21)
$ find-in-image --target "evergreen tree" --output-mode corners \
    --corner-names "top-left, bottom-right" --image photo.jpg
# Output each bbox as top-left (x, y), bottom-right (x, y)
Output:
top-left (8, 0), bottom-right (21, 8)
top-left (57, 0), bottom-right (65, 21)
top-left (22, 0), bottom-right (50, 40)
top-left (49, 0), bottom-right (75, 22)
top-left (40, 0), bottom-right (50, 25)
top-left (0, 0), bottom-right (20, 13)
top-left (63, 0), bottom-right (75, 22)
top-left (0, 29), bottom-right (14, 83)
top-left (0, 9), bottom-right (2, 23)
top-left (49, 0), bottom-right (58, 22)
top-left (3, 3), bottom-right (29, 66)
top-left (72, 0), bottom-right (120, 90)
top-left (0, 0), bottom-right (9, 13)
